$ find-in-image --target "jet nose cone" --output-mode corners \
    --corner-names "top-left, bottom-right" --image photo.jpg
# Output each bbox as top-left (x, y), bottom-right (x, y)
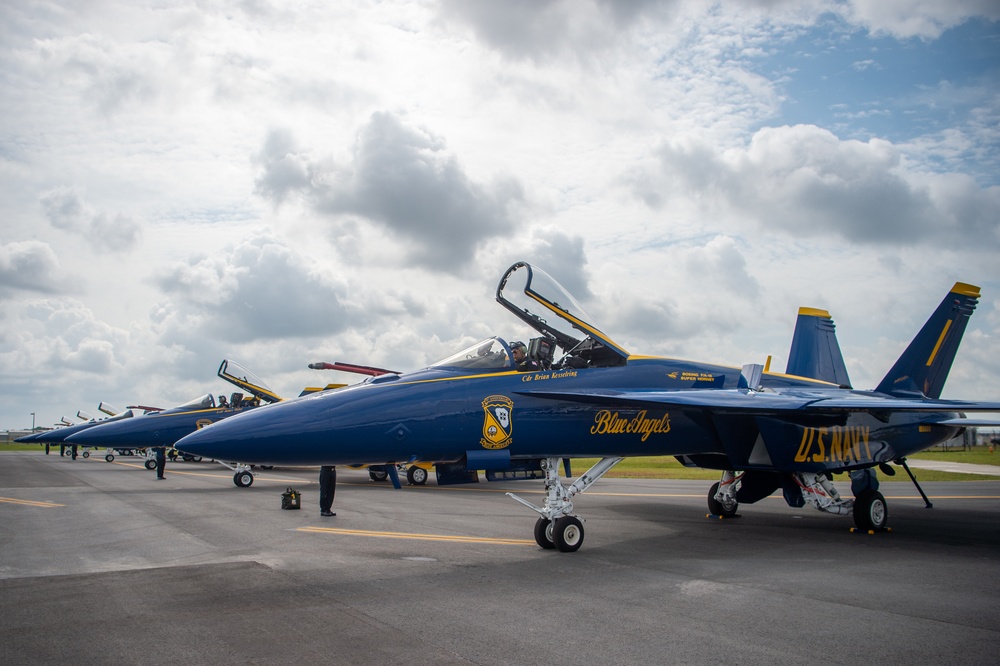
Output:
top-left (64, 427), bottom-right (100, 445)
top-left (175, 412), bottom-right (253, 460)
top-left (176, 396), bottom-right (329, 464)
top-left (66, 421), bottom-right (125, 445)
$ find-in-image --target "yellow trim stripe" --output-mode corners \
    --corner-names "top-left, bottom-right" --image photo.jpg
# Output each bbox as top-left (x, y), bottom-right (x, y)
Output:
top-left (926, 320), bottom-right (952, 367)
top-left (525, 291), bottom-right (631, 357)
top-left (0, 496), bottom-right (64, 507)
top-left (626, 356), bottom-right (840, 386)
top-left (398, 370), bottom-right (524, 386)
top-left (951, 282), bottom-right (980, 297)
top-left (297, 526), bottom-right (535, 546)
top-left (798, 307), bottom-right (832, 318)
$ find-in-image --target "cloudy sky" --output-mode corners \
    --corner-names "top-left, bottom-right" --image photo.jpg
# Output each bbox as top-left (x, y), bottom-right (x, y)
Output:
top-left (2, 0), bottom-right (999, 430)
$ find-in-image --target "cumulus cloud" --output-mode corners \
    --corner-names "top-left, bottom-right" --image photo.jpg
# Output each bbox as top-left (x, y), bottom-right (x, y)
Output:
top-left (0, 241), bottom-right (69, 296)
top-left (604, 235), bottom-right (760, 353)
top-left (254, 112), bottom-right (526, 272)
top-left (439, 0), bottom-right (1000, 59)
top-left (0, 298), bottom-right (129, 381)
top-left (156, 232), bottom-right (366, 343)
top-left (845, 0), bottom-right (1000, 39)
top-left (437, 0), bottom-right (635, 62)
top-left (40, 188), bottom-right (141, 252)
top-left (630, 124), bottom-right (1000, 248)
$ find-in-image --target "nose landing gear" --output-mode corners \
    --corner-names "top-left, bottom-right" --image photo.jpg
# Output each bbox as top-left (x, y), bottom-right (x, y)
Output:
top-left (508, 456), bottom-right (622, 553)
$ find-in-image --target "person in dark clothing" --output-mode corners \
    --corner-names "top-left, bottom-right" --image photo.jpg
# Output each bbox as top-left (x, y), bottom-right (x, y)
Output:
top-left (155, 447), bottom-right (166, 480)
top-left (71, 444), bottom-right (78, 460)
top-left (319, 465), bottom-right (336, 516)
top-left (510, 341), bottom-right (539, 372)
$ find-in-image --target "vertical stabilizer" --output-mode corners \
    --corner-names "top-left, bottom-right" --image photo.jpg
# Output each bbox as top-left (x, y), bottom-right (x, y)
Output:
top-left (786, 308), bottom-right (852, 387)
top-left (875, 282), bottom-right (980, 399)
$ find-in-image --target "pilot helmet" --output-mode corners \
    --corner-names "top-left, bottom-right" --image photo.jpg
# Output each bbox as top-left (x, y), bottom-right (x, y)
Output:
top-left (511, 341), bottom-right (527, 353)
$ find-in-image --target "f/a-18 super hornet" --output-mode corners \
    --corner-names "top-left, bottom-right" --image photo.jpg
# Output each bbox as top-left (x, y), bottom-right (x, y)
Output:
top-left (176, 263), bottom-right (1000, 551)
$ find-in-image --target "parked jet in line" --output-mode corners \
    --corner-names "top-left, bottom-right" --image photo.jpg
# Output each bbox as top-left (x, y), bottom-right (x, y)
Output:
top-left (66, 359), bottom-right (280, 485)
top-left (177, 262), bottom-right (1000, 551)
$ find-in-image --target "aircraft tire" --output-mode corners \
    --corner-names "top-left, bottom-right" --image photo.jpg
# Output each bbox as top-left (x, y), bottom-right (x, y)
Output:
top-left (144, 459), bottom-right (157, 471)
top-left (105, 454), bottom-right (115, 463)
top-left (707, 482), bottom-right (738, 517)
top-left (82, 451), bottom-right (90, 458)
top-left (533, 518), bottom-right (556, 549)
top-left (553, 516), bottom-right (584, 553)
top-left (234, 471), bottom-right (254, 488)
top-left (853, 489), bottom-right (888, 531)
top-left (369, 468), bottom-right (389, 482)
top-left (406, 466), bottom-right (428, 485)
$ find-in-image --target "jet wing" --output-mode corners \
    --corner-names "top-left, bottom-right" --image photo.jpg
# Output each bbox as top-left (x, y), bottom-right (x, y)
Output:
top-left (516, 387), bottom-right (1000, 415)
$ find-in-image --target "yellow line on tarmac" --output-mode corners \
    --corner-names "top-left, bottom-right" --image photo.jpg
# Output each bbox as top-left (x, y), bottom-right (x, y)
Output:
top-left (0, 496), bottom-right (64, 508)
top-left (297, 526), bottom-right (534, 546)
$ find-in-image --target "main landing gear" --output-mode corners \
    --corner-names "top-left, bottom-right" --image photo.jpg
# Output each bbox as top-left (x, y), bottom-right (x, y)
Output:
top-left (233, 463), bottom-right (254, 487)
top-left (708, 470), bottom-right (890, 532)
top-left (507, 456), bottom-right (623, 553)
top-left (215, 461), bottom-right (255, 487)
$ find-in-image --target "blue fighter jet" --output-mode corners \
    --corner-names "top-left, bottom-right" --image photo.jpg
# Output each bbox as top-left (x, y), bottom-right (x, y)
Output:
top-left (67, 359), bottom-right (281, 486)
top-left (20, 408), bottom-right (141, 457)
top-left (176, 262), bottom-right (1000, 552)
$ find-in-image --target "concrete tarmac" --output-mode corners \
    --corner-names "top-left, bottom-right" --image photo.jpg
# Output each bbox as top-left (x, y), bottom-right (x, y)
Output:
top-left (2, 451), bottom-right (999, 665)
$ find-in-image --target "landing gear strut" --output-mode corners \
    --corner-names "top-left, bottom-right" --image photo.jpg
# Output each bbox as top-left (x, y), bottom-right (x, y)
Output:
top-left (708, 471), bottom-right (741, 517)
top-left (508, 456), bottom-right (622, 553)
top-left (712, 469), bottom-right (893, 532)
top-left (895, 457), bottom-right (933, 508)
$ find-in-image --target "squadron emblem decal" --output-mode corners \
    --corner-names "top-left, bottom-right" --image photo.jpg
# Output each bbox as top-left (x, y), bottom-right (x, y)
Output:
top-left (480, 395), bottom-right (513, 450)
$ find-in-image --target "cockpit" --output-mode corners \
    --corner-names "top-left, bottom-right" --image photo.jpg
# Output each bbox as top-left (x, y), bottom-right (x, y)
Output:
top-left (495, 262), bottom-right (628, 369)
top-left (430, 337), bottom-right (515, 371)
top-left (428, 263), bottom-right (629, 374)
top-left (174, 393), bottom-right (216, 411)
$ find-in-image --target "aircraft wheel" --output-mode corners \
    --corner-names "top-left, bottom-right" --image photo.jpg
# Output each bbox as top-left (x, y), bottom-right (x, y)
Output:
top-left (82, 451), bottom-right (90, 458)
top-left (234, 471), bottom-right (254, 488)
top-left (406, 466), bottom-right (428, 485)
top-left (105, 454), bottom-right (115, 463)
top-left (193, 456), bottom-right (202, 462)
top-left (144, 459), bottom-right (157, 470)
top-left (853, 489), bottom-right (888, 531)
top-left (533, 517), bottom-right (556, 549)
top-left (369, 468), bottom-right (389, 482)
top-left (553, 516), bottom-right (584, 553)
top-left (707, 482), bottom-right (738, 517)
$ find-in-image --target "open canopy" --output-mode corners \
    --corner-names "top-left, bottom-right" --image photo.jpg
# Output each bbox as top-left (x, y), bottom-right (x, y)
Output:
top-left (218, 359), bottom-right (282, 404)
top-left (496, 262), bottom-right (628, 367)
